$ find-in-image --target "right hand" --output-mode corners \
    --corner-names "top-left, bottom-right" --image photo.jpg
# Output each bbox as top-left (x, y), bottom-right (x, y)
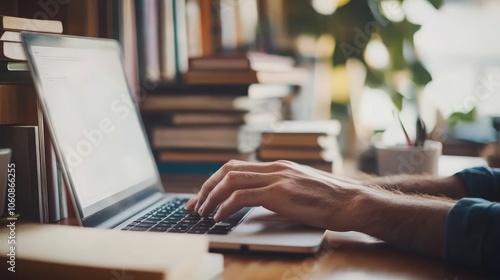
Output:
top-left (185, 160), bottom-right (364, 231)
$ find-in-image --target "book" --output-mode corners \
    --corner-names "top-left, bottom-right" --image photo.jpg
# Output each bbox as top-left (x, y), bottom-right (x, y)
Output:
top-left (145, 112), bottom-right (248, 126)
top-left (141, 95), bottom-right (282, 113)
top-left (0, 15), bottom-right (63, 33)
top-left (189, 53), bottom-right (295, 72)
top-left (159, 0), bottom-right (177, 81)
top-left (158, 149), bottom-right (253, 163)
top-left (119, 0), bottom-right (140, 99)
top-left (145, 111), bottom-right (282, 126)
top-left (173, 0), bottom-right (189, 76)
top-left (0, 61), bottom-right (30, 84)
top-left (260, 120), bottom-right (341, 146)
top-left (261, 133), bottom-right (338, 149)
top-left (0, 41), bottom-right (26, 60)
top-left (152, 125), bottom-right (260, 152)
top-left (0, 31), bottom-right (21, 42)
top-left (0, 61), bottom-right (28, 71)
top-left (257, 147), bottom-right (337, 162)
top-left (146, 84), bottom-right (293, 98)
top-left (185, 0), bottom-right (203, 58)
top-left (135, 0), bottom-right (161, 81)
top-left (184, 68), bottom-right (308, 85)
top-left (199, 0), bottom-right (217, 55)
top-left (0, 224), bottom-right (208, 280)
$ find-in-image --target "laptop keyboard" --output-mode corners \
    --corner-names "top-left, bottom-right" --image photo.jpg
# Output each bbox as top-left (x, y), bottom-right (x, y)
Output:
top-left (121, 198), bottom-right (250, 235)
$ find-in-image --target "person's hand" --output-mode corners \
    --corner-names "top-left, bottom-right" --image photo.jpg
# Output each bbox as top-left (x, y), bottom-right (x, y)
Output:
top-left (185, 160), bottom-right (364, 231)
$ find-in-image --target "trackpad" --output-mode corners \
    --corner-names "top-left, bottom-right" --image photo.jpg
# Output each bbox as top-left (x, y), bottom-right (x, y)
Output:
top-left (249, 207), bottom-right (294, 222)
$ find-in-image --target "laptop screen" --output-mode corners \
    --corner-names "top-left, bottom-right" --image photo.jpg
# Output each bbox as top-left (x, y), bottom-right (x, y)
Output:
top-left (23, 34), bottom-right (160, 218)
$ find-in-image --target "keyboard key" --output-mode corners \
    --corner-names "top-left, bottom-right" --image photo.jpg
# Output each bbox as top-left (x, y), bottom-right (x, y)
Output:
top-left (207, 230), bottom-right (230, 235)
top-left (128, 227), bottom-right (146, 231)
top-left (137, 220), bottom-right (158, 225)
top-left (168, 226), bottom-right (191, 233)
top-left (187, 229), bottom-right (207, 234)
top-left (149, 226), bottom-right (170, 232)
top-left (196, 222), bottom-right (215, 228)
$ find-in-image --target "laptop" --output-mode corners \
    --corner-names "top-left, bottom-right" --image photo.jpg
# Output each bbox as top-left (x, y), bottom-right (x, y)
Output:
top-left (22, 33), bottom-right (325, 253)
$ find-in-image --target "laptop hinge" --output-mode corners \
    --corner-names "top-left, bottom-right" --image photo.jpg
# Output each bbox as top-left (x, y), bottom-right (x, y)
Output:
top-left (93, 192), bottom-right (165, 229)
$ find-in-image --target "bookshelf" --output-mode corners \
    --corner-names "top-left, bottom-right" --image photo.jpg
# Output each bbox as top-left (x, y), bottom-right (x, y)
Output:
top-left (0, 0), bottom-right (121, 223)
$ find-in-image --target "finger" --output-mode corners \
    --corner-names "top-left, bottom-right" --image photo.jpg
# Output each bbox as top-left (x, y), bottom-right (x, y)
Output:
top-left (198, 171), bottom-right (270, 216)
top-left (184, 197), bottom-right (197, 211)
top-left (214, 188), bottom-right (270, 222)
top-left (194, 160), bottom-right (289, 211)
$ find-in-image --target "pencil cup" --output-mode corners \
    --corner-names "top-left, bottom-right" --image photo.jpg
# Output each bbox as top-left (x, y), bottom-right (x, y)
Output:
top-left (375, 141), bottom-right (442, 176)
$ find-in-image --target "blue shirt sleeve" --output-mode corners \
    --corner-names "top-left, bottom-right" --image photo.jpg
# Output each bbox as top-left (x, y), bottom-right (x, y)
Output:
top-left (445, 166), bottom-right (500, 276)
top-left (455, 167), bottom-right (500, 201)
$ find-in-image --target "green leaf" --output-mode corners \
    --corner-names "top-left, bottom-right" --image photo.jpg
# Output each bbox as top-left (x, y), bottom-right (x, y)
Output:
top-left (390, 91), bottom-right (404, 111)
top-left (410, 61), bottom-right (433, 86)
top-left (448, 108), bottom-right (477, 128)
top-left (390, 37), bottom-right (407, 70)
top-left (427, 0), bottom-right (444, 9)
top-left (365, 69), bottom-right (385, 87)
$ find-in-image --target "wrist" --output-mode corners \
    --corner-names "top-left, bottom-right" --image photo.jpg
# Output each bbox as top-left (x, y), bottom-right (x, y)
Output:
top-left (349, 188), bottom-right (454, 257)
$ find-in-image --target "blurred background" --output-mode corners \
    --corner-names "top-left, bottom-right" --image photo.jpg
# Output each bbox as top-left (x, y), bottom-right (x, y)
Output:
top-left (170, 0), bottom-right (500, 160)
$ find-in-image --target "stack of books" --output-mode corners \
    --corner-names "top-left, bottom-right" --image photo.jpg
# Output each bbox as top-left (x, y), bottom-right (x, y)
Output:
top-left (0, 15), bottom-right (63, 83)
top-left (185, 52), bottom-right (308, 85)
top-left (257, 120), bottom-right (342, 173)
top-left (142, 84), bottom-right (296, 189)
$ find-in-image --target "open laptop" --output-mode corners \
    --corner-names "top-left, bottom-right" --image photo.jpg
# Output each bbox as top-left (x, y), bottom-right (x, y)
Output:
top-left (22, 33), bottom-right (325, 253)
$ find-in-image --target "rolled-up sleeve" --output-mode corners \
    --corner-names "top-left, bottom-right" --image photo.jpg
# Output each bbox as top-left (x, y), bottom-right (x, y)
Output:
top-left (456, 167), bottom-right (500, 201)
top-left (445, 167), bottom-right (500, 276)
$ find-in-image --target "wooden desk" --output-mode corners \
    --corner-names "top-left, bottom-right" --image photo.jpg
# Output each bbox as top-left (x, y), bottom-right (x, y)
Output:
top-left (221, 230), bottom-right (490, 280)
top-left (58, 216), bottom-right (489, 279)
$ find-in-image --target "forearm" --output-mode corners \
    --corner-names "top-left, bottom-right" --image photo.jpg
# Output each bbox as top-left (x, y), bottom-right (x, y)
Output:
top-left (309, 164), bottom-right (469, 200)
top-left (345, 188), bottom-right (454, 258)
top-left (367, 175), bottom-right (469, 200)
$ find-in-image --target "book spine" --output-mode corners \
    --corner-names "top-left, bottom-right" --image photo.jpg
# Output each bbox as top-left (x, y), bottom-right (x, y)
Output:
top-left (159, 0), bottom-right (177, 82)
top-left (135, 0), bottom-right (161, 82)
top-left (37, 105), bottom-right (50, 223)
top-left (173, 0), bottom-right (189, 79)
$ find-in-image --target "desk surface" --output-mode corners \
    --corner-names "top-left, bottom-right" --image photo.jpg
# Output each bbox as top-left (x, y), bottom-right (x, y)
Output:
top-left (221, 230), bottom-right (490, 280)
top-left (57, 216), bottom-right (490, 279)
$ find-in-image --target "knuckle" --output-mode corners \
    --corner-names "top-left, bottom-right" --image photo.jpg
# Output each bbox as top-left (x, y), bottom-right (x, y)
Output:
top-left (271, 182), bottom-right (288, 195)
top-left (272, 160), bottom-right (290, 170)
top-left (225, 170), bottom-right (241, 183)
top-left (225, 159), bottom-right (241, 169)
top-left (231, 190), bottom-right (246, 201)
